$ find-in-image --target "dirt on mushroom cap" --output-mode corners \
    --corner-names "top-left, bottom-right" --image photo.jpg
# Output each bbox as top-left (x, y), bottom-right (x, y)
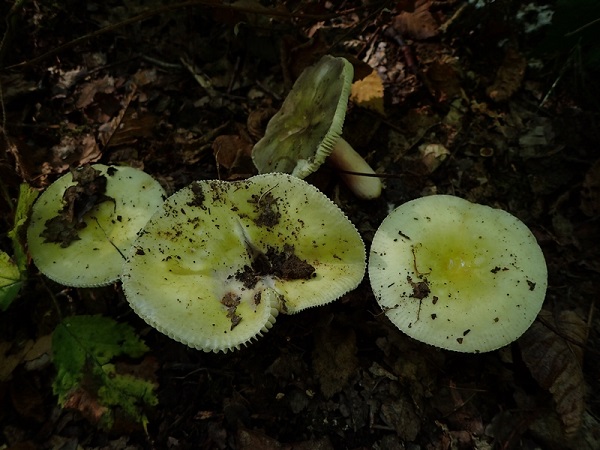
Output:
top-left (368, 195), bottom-right (547, 353)
top-left (26, 164), bottom-right (166, 287)
top-left (121, 173), bottom-right (366, 352)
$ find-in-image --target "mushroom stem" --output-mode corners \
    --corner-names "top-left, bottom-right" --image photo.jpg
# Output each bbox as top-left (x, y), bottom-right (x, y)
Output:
top-left (328, 138), bottom-right (382, 200)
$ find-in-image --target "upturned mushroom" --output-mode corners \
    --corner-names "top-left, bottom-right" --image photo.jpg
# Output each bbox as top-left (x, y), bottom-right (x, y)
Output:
top-left (27, 164), bottom-right (166, 287)
top-left (251, 55), bottom-right (382, 200)
top-left (121, 173), bottom-right (366, 353)
top-left (368, 195), bottom-right (547, 353)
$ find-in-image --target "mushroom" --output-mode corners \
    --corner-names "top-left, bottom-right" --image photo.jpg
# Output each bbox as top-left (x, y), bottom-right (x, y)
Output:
top-left (121, 173), bottom-right (366, 352)
top-left (27, 164), bottom-right (166, 287)
top-left (368, 195), bottom-right (547, 353)
top-left (251, 55), bottom-right (382, 200)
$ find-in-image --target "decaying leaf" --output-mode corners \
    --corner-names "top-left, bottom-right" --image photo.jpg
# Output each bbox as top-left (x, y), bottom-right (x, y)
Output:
top-left (393, 0), bottom-right (439, 40)
top-left (98, 109), bottom-right (157, 149)
top-left (52, 315), bottom-right (157, 430)
top-left (351, 68), bottom-right (385, 115)
top-left (41, 165), bottom-right (114, 247)
top-left (486, 48), bottom-right (527, 102)
top-left (50, 133), bottom-right (102, 171)
top-left (423, 59), bottom-right (462, 102)
top-left (418, 143), bottom-right (449, 173)
top-left (75, 75), bottom-right (116, 110)
top-left (212, 135), bottom-right (255, 179)
top-left (247, 106), bottom-right (277, 140)
top-left (519, 310), bottom-right (588, 435)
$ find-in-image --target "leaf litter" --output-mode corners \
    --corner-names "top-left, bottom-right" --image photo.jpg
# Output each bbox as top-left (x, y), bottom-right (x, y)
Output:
top-left (0, 0), bottom-right (599, 448)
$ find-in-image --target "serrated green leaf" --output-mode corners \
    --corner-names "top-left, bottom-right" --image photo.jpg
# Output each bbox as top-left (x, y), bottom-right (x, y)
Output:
top-left (52, 315), bottom-right (155, 429)
top-left (8, 183), bottom-right (38, 275)
top-left (98, 364), bottom-right (158, 427)
top-left (0, 251), bottom-right (22, 311)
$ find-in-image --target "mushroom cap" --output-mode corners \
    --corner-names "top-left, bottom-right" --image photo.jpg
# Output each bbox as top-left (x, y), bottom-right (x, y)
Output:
top-left (369, 195), bottom-right (547, 353)
top-left (121, 173), bottom-right (366, 352)
top-left (251, 55), bottom-right (354, 179)
top-left (27, 164), bottom-right (166, 287)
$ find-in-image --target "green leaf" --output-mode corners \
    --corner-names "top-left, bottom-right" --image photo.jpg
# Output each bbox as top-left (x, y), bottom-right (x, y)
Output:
top-left (98, 364), bottom-right (158, 422)
top-left (0, 251), bottom-right (22, 311)
top-left (52, 315), bottom-right (156, 429)
top-left (0, 184), bottom-right (37, 311)
top-left (8, 183), bottom-right (39, 274)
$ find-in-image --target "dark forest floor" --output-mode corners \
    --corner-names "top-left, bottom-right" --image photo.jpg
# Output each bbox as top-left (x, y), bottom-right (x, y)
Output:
top-left (1, 1), bottom-right (600, 449)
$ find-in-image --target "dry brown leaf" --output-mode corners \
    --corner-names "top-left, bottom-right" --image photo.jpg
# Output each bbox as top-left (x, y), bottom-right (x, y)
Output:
top-left (519, 310), bottom-right (588, 435)
top-left (212, 135), bottom-right (254, 180)
top-left (50, 133), bottom-right (102, 172)
top-left (393, 0), bottom-right (439, 40)
top-left (99, 110), bottom-right (158, 149)
top-left (486, 48), bottom-right (527, 102)
top-left (75, 75), bottom-right (116, 110)
top-left (247, 106), bottom-right (277, 140)
top-left (424, 59), bottom-right (462, 102)
top-left (351, 68), bottom-right (385, 116)
top-left (63, 387), bottom-right (109, 425)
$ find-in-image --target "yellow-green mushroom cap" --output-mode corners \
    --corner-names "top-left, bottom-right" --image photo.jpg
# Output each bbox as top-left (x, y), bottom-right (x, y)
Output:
top-left (27, 164), bottom-right (166, 287)
top-left (369, 195), bottom-right (547, 353)
top-left (121, 173), bottom-right (366, 353)
top-left (251, 55), bottom-right (354, 179)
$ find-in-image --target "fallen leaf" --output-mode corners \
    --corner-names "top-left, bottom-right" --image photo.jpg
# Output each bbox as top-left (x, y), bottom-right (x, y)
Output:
top-left (393, 0), bottom-right (439, 40)
top-left (41, 165), bottom-right (114, 248)
top-left (23, 334), bottom-right (53, 372)
top-left (98, 110), bottom-right (157, 149)
top-left (52, 315), bottom-right (157, 429)
top-left (247, 106), bottom-right (277, 141)
top-left (486, 47), bottom-right (527, 102)
top-left (50, 133), bottom-right (102, 172)
top-left (63, 387), bottom-right (109, 425)
top-left (75, 75), bottom-right (116, 110)
top-left (418, 143), bottom-right (449, 173)
top-left (212, 135), bottom-right (255, 180)
top-left (519, 310), bottom-right (588, 435)
top-left (423, 59), bottom-right (462, 102)
top-left (351, 68), bottom-right (385, 115)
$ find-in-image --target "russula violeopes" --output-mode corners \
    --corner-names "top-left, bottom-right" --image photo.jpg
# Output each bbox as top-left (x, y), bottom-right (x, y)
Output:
top-left (121, 173), bottom-right (366, 353)
top-left (251, 55), bottom-right (382, 200)
top-left (27, 164), bottom-right (166, 287)
top-left (368, 195), bottom-right (547, 353)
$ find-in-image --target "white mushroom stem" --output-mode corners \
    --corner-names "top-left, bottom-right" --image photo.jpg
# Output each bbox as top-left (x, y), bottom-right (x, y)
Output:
top-left (328, 138), bottom-right (382, 200)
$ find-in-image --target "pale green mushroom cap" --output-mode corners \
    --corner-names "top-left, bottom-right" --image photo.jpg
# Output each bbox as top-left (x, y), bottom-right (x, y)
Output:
top-left (27, 164), bottom-right (166, 287)
top-left (251, 55), bottom-right (354, 179)
top-left (121, 173), bottom-right (366, 352)
top-left (369, 195), bottom-right (547, 353)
